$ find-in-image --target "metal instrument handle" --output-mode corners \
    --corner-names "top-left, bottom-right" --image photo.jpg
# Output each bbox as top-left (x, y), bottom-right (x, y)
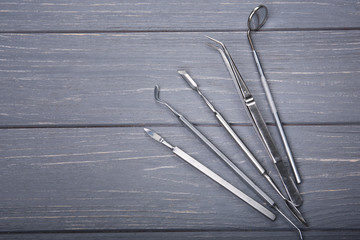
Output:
top-left (178, 115), bottom-right (276, 207)
top-left (172, 146), bottom-right (276, 221)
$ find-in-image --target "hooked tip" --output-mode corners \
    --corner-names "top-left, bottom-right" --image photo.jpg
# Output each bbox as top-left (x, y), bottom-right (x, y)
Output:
top-left (154, 85), bottom-right (160, 101)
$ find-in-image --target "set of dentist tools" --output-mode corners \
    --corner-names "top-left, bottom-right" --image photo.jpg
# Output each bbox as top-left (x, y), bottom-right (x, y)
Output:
top-left (144, 5), bottom-right (306, 239)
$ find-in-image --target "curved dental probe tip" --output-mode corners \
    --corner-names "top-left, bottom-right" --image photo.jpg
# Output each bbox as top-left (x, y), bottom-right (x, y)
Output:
top-left (154, 85), bottom-right (181, 117)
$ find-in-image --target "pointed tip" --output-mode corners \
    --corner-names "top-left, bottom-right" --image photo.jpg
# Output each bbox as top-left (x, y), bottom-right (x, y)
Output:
top-left (205, 35), bottom-right (222, 45)
top-left (144, 128), bottom-right (153, 136)
top-left (205, 35), bottom-right (215, 41)
top-left (144, 127), bottom-right (156, 139)
top-left (207, 42), bottom-right (218, 50)
top-left (297, 214), bottom-right (308, 227)
top-left (302, 218), bottom-right (309, 227)
top-left (143, 128), bottom-right (165, 144)
top-left (284, 200), bottom-right (308, 227)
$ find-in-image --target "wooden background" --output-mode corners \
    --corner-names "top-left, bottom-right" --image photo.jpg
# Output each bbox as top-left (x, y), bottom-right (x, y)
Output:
top-left (0, 0), bottom-right (359, 239)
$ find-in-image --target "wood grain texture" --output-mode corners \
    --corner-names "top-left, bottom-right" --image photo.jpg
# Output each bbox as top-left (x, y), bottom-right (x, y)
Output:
top-left (0, 0), bottom-right (359, 31)
top-left (0, 31), bottom-right (359, 126)
top-left (0, 126), bottom-right (359, 233)
top-left (1, 0), bottom-right (359, 239)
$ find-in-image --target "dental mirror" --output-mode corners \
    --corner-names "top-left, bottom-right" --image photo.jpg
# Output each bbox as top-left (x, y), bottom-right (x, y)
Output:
top-left (248, 5), bottom-right (268, 31)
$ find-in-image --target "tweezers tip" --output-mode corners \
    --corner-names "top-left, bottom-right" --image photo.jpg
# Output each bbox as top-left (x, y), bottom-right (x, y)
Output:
top-left (205, 35), bottom-right (222, 44)
top-left (206, 42), bottom-right (218, 50)
top-left (303, 220), bottom-right (309, 227)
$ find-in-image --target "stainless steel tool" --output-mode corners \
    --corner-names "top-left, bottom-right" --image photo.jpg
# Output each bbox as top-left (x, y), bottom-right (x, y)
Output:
top-left (154, 85), bottom-right (304, 239)
top-left (206, 36), bottom-right (303, 207)
top-left (247, 5), bottom-right (301, 184)
top-left (143, 128), bottom-right (276, 221)
top-left (178, 70), bottom-right (307, 226)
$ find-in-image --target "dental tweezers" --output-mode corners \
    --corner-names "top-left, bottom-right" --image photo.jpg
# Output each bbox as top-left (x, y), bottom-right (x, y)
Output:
top-left (207, 36), bottom-right (303, 207)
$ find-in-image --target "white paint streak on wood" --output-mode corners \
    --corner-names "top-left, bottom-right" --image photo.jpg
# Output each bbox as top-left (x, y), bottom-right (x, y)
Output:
top-left (2, 150), bottom-right (133, 160)
top-left (29, 154), bottom-right (174, 165)
top-left (300, 157), bottom-right (359, 163)
top-left (143, 165), bottom-right (178, 171)
top-left (302, 188), bottom-right (350, 195)
top-left (319, 158), bottom-right (359, 162)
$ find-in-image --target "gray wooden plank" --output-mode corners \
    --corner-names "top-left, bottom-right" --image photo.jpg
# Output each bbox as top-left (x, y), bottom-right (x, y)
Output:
top-left (0, 125), bottom-right (359, 232)
top-left (0, 0), bottom-right (359, 31)
top-left (0, 31), bottom-right (359, 126)
top-left (1, 231), bottom-right (359, 240)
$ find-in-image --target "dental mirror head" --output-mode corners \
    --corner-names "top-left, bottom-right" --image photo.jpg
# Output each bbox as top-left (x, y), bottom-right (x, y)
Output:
top-left (247, 5), bottom-right (268, 31)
